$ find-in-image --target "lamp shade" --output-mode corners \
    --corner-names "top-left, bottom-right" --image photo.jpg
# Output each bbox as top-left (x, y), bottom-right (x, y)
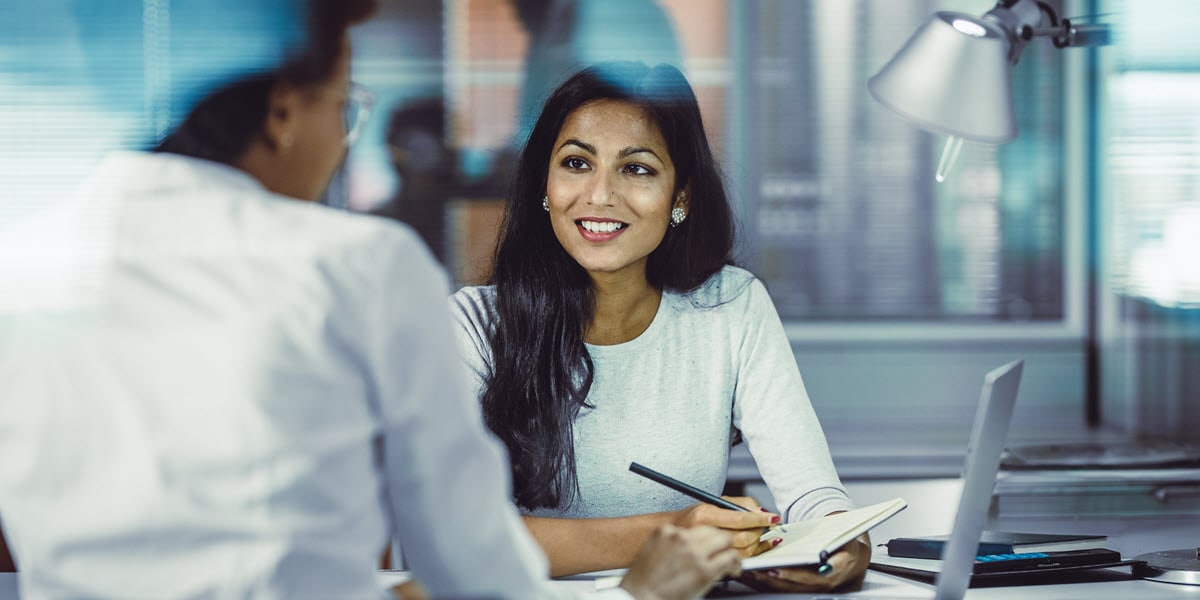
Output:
top-left (868, 11), bottom-right (1017, 144)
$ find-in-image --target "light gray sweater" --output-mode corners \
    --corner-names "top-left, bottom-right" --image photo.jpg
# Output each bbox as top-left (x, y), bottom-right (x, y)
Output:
top-left (450, 266), bottom-right (852, 523)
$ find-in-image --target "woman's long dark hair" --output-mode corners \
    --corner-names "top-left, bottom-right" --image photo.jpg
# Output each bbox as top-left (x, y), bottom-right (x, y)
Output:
top-left (483, 62), bottom-right (736, 510)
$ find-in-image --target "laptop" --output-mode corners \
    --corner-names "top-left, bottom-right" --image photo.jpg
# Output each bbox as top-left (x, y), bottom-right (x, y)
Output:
top-left (788, 359), bottom-right (1028, 600)
top-left (866, 359), bottom-right (1137, 598)
top-left (925, 358), bottom-right (1024, 600)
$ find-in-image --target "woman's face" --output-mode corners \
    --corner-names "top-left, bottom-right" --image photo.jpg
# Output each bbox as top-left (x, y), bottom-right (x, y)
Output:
top-left (545, 99), bottom-right (682, 283)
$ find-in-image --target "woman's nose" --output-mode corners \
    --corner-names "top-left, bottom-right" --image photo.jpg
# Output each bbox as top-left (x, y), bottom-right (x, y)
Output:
top-left (586, 172), bottom-right (617, 206)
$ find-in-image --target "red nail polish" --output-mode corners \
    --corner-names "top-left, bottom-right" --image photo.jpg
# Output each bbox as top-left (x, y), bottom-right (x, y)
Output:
top-left (760, 507), bottom-right (769, 512)
top-left (772, 538), bottom-right (782, 547)
top-left (771, 516), bottom-right (781, 524)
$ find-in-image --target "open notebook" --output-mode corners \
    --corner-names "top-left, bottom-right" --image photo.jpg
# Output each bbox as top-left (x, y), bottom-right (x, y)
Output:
top-left (594, 497), bottom-right (906, 591)
top-left (744, 497), bottom-right (907, 570)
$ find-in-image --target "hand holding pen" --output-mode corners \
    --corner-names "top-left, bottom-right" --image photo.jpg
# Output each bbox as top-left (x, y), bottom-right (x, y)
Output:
top-left (629, 462), bottom-right (786, 559)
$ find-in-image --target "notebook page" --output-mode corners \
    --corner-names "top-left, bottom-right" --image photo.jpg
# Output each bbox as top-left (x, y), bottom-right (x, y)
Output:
top-left (743, 497), bottom-right (907, 570)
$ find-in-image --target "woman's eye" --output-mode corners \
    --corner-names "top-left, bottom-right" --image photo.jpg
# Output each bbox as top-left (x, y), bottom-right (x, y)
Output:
top-left (624, 163), bottom-right (654, 176)
top-left (563, 157), bottom-right (589, 170)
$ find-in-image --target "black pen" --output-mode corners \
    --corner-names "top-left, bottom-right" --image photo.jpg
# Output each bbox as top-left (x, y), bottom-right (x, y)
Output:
top-left (628, 462), bottom-right (843, 574)
top-left (628, 462), bottom-right (788, 535)
top-left (629, 461), bottom-right (750, 512)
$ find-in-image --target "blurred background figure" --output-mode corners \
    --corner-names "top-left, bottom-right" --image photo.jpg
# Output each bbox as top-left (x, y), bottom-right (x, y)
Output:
top-left (371, 98), bottom-right (455, 264)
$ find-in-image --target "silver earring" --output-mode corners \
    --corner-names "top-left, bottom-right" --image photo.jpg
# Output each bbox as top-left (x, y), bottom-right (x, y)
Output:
top-left (542, 196), bottom-right (550, 212)
top-left (670, 206), bottom-right (687, 227)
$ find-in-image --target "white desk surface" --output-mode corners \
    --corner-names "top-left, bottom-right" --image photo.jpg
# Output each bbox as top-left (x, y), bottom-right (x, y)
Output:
top-left (557, 570), bottom-right (1200, 599)
top-left (2, 569), bottom-right (1198, 600)
top-left (2, 479), bottom-right (1197, 599)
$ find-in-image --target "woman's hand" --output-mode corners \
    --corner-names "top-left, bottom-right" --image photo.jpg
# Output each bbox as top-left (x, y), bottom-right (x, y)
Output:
top-left (670, 496), bottom-right (780, 557)
top-left (620, 524), bottom-right (742, 600)
top-left (736, 532), bottom-right (872, 593)
top-left (390, 579), bottom-right (427, 600)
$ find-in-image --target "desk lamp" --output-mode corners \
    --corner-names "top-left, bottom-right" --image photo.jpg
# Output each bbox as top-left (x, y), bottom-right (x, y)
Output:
top-left (867, 0), bottom-right (1108, 180)
top-left (869, 0), bottom-right (1200, 586)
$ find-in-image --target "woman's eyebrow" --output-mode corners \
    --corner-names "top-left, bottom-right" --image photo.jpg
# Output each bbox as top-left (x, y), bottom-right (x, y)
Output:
top-left (558, 139), bottom-right (596, 154)
top-left (620, 146), bottom-right (662, 161)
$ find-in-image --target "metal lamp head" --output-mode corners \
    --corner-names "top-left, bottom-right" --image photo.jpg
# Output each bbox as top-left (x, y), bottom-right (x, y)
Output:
top-left (868, 11), bottom-right (1017, 144)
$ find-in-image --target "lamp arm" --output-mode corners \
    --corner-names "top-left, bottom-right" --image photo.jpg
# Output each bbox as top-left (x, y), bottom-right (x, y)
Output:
top-left (1022, 1), bottom-right (1113, 48)
top-left (1023, 20), bottom-right (1113, 48)
top-left (988, 0), bottom-right (1112, 62)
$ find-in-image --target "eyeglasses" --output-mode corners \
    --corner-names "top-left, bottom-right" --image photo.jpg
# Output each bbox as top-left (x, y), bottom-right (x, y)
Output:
top-left (342, 82), bottom-right (375, 146)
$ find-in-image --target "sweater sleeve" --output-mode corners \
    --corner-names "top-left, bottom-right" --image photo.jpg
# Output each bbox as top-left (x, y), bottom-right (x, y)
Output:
top-left (447, 286), bottom-right (496, 402)
top-left (729, 279), bottom-right (854, 523)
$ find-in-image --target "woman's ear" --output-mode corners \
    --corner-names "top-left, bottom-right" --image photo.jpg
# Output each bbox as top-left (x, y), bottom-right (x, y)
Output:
top-left (262, 84), bottom-right (303, 153)
top-left (674, 183), bottom-right (691, 212)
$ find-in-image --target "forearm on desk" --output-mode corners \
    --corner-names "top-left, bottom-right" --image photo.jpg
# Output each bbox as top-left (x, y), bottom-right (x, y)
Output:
top-left (521, 512), bottom-right (675, 577)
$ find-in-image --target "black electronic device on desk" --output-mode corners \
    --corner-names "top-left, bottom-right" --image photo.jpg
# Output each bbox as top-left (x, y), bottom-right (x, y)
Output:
top-left (870, 548), bottom-right (1143, 587)
top-left (883, 531), bottom-right (1109, 560)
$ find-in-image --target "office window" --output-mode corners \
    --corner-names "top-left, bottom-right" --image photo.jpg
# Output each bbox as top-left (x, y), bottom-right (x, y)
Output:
top-left (1103, 0), bottom-right (1200, 311)
top-left (1099, 0), bottom-right (1200, 439)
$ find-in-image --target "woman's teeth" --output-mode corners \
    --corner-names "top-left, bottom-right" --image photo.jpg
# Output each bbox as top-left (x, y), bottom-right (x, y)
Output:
top-left (580, 221), bottom-right (625, 233)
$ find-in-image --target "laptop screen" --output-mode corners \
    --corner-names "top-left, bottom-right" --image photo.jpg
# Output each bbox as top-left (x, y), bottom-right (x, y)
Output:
top-left (933, 359), bottom-right (1024, 600)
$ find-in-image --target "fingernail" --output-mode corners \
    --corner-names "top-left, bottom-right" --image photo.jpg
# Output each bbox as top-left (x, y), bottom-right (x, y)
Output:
top-left (760, 507), bottom-right (770, 512)
top-left (767, 569), bottom-right (781, 578)
top-left (770, 516), bottom-right (781, 524)
top-left (818, 563), bottom-right (835, 577)
top-left (771, 538), bottom-right (782, 547)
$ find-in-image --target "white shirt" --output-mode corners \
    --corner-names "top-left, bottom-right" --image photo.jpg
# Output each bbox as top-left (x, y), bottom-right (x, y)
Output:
top-left (452, 267), bottom-right (853, 522)
top-left (0, 152), bottom-right (622, 600)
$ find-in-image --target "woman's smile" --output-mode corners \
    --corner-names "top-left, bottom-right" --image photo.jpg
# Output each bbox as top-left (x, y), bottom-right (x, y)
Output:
top-left (576, 217), bottom-right (629, 241)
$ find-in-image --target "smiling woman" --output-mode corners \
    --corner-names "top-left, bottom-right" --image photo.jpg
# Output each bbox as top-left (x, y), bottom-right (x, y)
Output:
top-left (545, 98), bottom-right (684, 282)
top-left (449, 62), bottom-right (869, 593)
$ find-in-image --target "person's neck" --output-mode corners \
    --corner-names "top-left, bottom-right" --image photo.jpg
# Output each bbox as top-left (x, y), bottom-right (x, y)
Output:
top-left (586, 270), bottom-right (662, 346)
top-left (236, 143), bottom-right (314, 201)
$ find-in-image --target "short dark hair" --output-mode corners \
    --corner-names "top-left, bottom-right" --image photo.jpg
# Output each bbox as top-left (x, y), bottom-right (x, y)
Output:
top-left (154, 0), bottom-right (378, 163)
top-left (481, 62), bottom-right (736, 510)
